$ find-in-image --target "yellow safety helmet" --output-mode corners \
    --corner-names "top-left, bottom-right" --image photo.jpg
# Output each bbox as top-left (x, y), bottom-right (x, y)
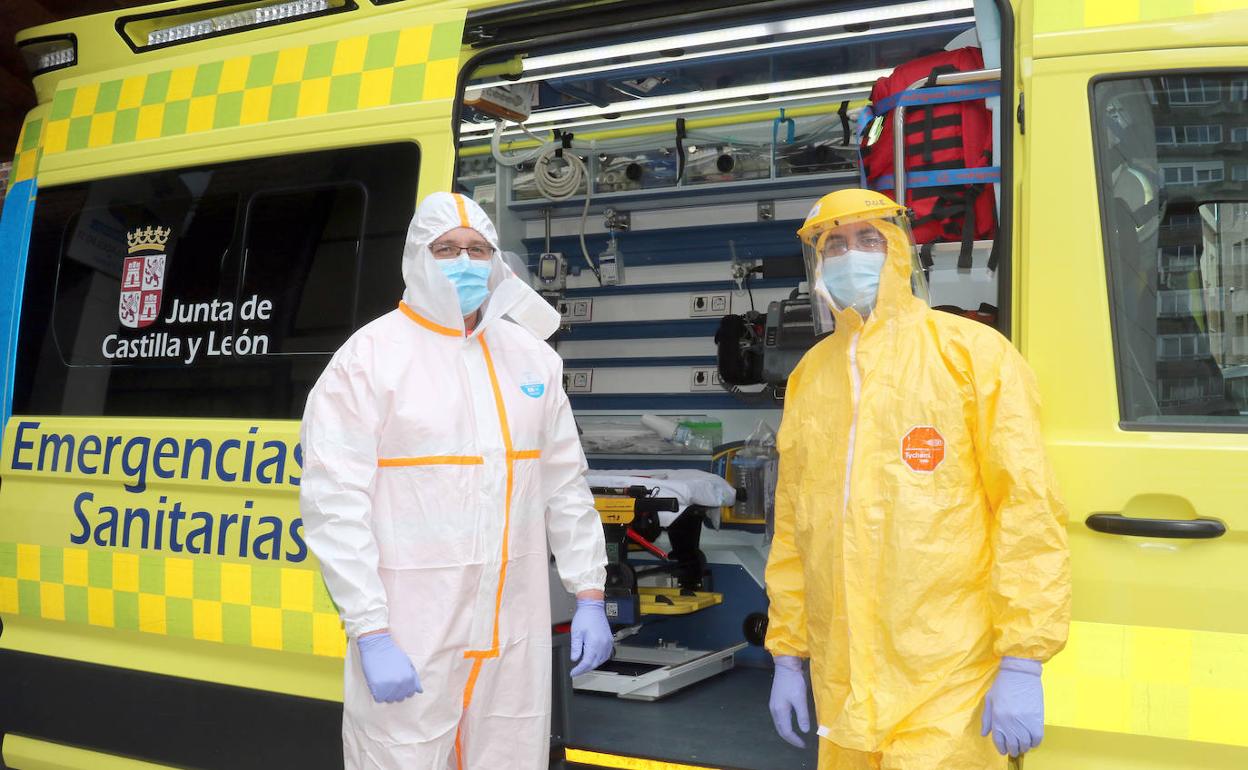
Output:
top-left (798, 188), bottom-right (908, 240)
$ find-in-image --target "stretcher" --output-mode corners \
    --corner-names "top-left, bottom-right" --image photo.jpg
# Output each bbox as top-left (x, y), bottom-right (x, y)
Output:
top-left (570, 474), bottom-right (746, 701)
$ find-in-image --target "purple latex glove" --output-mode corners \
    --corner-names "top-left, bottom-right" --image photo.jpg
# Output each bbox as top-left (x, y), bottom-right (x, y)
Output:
top-left (981, 656), bottom-right (1044, 756)
top-left (569, 598), bottom-right (614, 677)
top-left (357, 632), bottom-right (422, 703)
top-left (769, 655), bottom-right (811, 749)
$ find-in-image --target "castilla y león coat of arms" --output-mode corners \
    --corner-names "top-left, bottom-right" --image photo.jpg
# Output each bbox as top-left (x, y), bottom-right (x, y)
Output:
top-left (119, 225), bottom-right (170, 329)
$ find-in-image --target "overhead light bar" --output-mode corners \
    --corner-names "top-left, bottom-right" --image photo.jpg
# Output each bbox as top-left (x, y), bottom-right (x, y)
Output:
top-left (148, 0), bottom-right (331, 45)
top-left (464, 84), bottom-right (870, 138)
top-left (462, 96), bottom-right (866, 156)
top-left (473, 17), bottom-right (972, 91)
top-left (519, 0), bottom-right (972, 73)
top-left (462, 69), bottom-right (889, 138)
top-left (39, 47), bottom-right (75, 70)
top-left (464, 86), bottom-right (871, 141)
top-left (496, 89), bottom-right (868, 139)
top-left (463, 85), bottom-right (876, 142)
top-left (18, 36), bottom-right (77, 76)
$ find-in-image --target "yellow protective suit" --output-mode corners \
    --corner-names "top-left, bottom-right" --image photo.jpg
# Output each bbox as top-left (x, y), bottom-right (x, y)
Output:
top-left (765, 199), bottom-right (1070, 770)
top-left (301, 192), bottom-right (607, 769)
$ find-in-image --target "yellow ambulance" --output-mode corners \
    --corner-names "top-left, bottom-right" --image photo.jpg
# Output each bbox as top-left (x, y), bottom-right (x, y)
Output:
top-left (0, 1), bottom-right (1244, 769)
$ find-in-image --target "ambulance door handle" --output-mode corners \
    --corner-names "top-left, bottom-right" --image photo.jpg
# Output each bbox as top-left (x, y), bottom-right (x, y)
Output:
top-left (1085, 513), bottom-right (1227, 539)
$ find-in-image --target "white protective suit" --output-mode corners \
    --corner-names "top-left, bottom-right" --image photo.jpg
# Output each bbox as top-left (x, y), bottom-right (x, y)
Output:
top-left (300, 192), bottom-right (608, 770)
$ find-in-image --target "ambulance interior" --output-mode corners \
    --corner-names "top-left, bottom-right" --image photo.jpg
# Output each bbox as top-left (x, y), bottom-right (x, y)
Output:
top-left (455, 1), bottom-right (1006, 766)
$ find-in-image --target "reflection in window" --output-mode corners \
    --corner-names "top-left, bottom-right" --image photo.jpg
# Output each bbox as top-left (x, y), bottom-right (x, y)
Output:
top-left (1160, 212), bottom-right (1199, 231)
top-left (241, 184), bottom-right (366, 355)
top-left (1157, 289), bottom-right (1203, 317)
top-left (1233, 239), bottom-right (1248, 263)
top-left (1159, 125), bottom-right (1224, 145)
top-left (1185, 124), bottom-right (1222, 144)
top-left (1157, 333), bottom-right (1211, 360)
top-left (1164, 76), bottom-right (1221, 105)
top-left (1094, 72), bottom-right (1248, 425)
top-left (1162, 162), bottom-right (1225, 186)
top-left (1159, 377), bottom-right (1222, 406)
top-left (1160, 244), bottom-right (1198, 262)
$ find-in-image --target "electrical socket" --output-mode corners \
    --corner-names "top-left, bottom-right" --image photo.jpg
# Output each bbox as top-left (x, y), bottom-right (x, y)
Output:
top-left (563, 369), bottom-right (593, 393)
top-left (690, 291), bottom-right (730, 318)
top-left (559, 297), bottom-right (593, 322)
top-left (690, 366), bottom-right (722, 392)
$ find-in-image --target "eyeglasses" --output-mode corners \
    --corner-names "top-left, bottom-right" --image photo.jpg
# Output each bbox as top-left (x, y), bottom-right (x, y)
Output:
top-left (819, 229), bottom-right (887, 258)
top-left (431, 242), bottom-right (495, 259)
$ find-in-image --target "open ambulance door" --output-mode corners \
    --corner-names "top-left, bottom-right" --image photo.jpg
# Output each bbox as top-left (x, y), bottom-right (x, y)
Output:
top-left (1023, 28), bottom-right (1248, 770)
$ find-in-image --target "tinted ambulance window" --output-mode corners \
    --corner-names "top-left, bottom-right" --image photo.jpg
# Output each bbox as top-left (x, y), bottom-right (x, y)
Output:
top-left (14, 143), bottom-right (418, 420)
top-left (240, 183), bottom-right (367, 354)
top-left (1093, 73), bottom-right (1248, 427)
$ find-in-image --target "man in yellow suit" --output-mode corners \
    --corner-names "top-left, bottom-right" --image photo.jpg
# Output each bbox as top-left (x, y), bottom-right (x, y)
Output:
top-left (764, 189), bottom-right (1070, 769)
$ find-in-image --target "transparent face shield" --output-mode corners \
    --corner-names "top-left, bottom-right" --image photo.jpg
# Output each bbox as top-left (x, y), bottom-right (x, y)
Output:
top-left (800, 212), bottom-right (928, 334)
top-left (798, 209), bottom-right (928, 329)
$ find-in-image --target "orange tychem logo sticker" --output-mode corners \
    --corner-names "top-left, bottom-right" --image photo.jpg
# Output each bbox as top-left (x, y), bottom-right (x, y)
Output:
top-left (902, 426), bottom-right (945, 472)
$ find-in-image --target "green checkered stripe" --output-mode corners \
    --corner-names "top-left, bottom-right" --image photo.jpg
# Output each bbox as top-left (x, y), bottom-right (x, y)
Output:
top-left (0, 542), bottom-right (347, 658)
top-left (39, 20), bottom-right (462, 156)
top-left (9, 117), bottom-right (43, 185)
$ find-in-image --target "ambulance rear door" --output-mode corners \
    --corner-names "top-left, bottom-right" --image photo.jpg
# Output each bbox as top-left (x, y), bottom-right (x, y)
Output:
top-left (0, 4), bottom-right (469, 768)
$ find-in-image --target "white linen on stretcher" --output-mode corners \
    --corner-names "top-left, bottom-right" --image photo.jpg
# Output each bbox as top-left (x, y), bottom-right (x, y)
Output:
top-left (586, 469), bottom-right (736, 528)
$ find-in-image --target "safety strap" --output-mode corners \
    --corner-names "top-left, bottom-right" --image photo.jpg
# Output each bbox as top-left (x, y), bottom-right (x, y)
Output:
top-left (838, 100), bottom-right (851, 146)
top-left (675, 118), bottom-right (688, 182)
top-left (874, 165), bottom-right (1000, 190)
top-left (773, 108), bottom-right (796, 146)
top-left (911, 187), bottom-right (973, 225)
top-left (913, 158), bottom-right (973, 172)
top-left (987, 235), bottom-right (1000, 272)
top-left (855, 81), bottom-right (1001, 138)
top-left (920, 106), bottom-right (934, 163)
top-left (917, 66), bottom-right (957, 165)
top-left (904, 114), bottom-right (961, 135)
top-left (913, 200), bottom-right (970, 226)
top-left (926, 65), bottom-right (958, 88)
top-left (910, 136), bottom-right (964, 155)
top-left (906, 185), bottom-right (983, 269)
top-left (958, 187), bottom-right (977, 269)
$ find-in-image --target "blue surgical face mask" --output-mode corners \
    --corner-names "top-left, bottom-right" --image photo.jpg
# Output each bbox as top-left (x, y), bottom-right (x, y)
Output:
top-left (436, 254), bottom-right (492, 315)
top-left (822, 249), bottom-right (886, 316)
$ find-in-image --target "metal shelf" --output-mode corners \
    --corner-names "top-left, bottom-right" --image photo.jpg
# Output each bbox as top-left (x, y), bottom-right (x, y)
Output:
top-left (505, 171), bottom-right (858, 219)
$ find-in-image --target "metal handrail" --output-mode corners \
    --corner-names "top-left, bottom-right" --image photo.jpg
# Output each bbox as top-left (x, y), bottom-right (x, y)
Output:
top-left (892, 67), bottom-right (1002, 204)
